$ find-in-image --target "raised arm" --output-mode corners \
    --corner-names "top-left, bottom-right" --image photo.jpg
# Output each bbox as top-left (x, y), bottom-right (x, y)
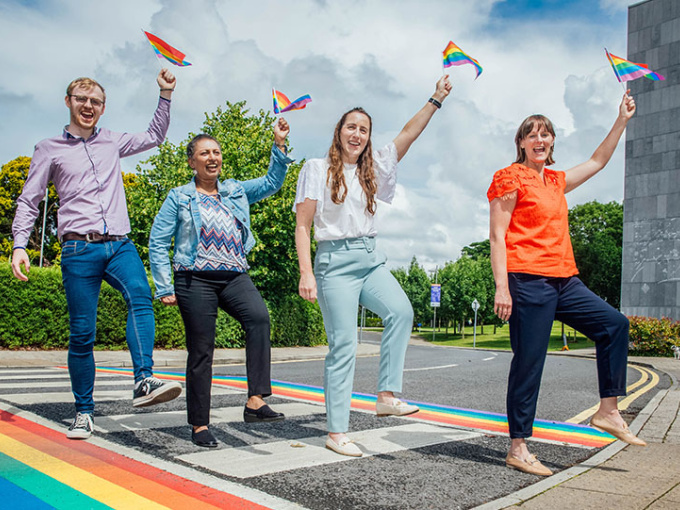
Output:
top-left (564, 91), bottom-right (635, 193)
top-left (240, 117), bottom-right (293, 204)
top-left (489, 193), bottom-right (517, 321)
top-left (393, 75), bottom-right (452, 162)
top-left (295, 199), bottom-right (317, 303)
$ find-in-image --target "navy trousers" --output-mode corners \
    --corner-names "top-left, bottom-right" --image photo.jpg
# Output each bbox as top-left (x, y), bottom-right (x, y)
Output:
top-left (506, 273), bottom-right (629, 439)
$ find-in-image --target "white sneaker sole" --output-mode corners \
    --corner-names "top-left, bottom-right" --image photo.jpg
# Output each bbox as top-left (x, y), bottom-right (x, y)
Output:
top-left (133, 382), bottom-right (182, 408)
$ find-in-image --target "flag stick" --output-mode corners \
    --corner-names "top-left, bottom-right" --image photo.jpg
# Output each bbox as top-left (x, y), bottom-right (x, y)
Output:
top-left (605, 47), bottom-right (628, 95)
top-left (142, 29), bottom-right (165, 70)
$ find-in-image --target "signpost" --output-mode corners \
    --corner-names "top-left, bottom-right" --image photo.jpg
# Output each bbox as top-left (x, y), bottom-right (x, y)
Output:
top-left (430, 283), bottom-right (441, 342)
top-left (471, 299), bottom-right (480, 348)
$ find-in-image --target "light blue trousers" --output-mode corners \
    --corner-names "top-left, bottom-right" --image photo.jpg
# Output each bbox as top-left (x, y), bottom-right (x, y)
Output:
top-left (315, 237), bottom-right (414, 433)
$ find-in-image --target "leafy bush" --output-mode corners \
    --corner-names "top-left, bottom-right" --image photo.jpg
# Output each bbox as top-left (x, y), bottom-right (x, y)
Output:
top-left (0, 264), bottom-right (325, 349)
top-left (628, 316), bottom-right (680, 357)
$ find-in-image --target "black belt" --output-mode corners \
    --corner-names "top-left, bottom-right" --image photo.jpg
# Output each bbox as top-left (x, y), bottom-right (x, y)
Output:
top-left (62, 233), bottom-right (127, 243)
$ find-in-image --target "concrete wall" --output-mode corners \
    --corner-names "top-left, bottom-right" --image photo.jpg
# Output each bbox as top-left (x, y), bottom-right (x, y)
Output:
top-left (622, 0), bottom-right (680, 319)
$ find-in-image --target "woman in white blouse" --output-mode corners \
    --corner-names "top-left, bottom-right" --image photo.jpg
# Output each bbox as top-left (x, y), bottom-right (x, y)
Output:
top-left (294, 76), bottom-right (452, 457)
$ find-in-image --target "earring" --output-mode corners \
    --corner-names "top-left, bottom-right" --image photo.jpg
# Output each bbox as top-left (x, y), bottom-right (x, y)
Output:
top-left (192, 169), bottom-right (198, 176)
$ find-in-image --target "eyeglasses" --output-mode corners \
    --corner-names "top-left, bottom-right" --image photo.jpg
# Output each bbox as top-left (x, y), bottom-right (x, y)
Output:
top-left (69, 95), bottom-right (105, 108)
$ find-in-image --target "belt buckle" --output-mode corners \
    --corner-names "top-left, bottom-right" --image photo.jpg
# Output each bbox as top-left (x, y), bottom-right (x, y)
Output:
top-left (363, 237), bottom-right (375, 253)
top-left (85, 232), bottom-right (98, 243)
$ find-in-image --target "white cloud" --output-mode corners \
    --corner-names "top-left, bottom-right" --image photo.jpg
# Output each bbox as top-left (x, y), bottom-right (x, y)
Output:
top-left (0, 0), bottom-right (635, 271)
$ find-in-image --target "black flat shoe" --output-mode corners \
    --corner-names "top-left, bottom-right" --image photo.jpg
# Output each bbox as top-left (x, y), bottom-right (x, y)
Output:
top-left (191, 428), bottom-right (218, 448)
top-left (243, 404), bottom-right (285, 423)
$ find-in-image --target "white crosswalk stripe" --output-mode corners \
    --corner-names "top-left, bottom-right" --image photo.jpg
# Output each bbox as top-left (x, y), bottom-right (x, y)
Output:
top-left (179, 423), bottom-right (481, 479)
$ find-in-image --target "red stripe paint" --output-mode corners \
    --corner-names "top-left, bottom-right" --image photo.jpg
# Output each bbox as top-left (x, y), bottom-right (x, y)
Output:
top-left (0, 411), bottom-right (271, 510)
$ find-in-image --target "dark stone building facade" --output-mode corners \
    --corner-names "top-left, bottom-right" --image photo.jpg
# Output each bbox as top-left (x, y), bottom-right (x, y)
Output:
top-left (622, 0), bottom-right (680, 320)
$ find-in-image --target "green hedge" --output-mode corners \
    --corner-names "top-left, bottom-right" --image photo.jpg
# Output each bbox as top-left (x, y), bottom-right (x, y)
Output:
top-left (628, 316), bottom-right (680, 357)
top-left (0, 263), bottom-right (325, 349)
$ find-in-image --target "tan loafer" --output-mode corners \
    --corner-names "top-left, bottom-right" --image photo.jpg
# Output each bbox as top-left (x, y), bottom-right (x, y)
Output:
top-left (505, 453), bottom-right (553, 476)
top-left (590, 414), bottom-right (647, 446)
top-left (376, 399), bottom-right (419, 417)
top-left (325, 436), bottom-right (363, 457)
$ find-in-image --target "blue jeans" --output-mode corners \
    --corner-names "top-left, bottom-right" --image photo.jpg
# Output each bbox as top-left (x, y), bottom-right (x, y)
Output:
top-left (61, 238), bottom-right (155, 413)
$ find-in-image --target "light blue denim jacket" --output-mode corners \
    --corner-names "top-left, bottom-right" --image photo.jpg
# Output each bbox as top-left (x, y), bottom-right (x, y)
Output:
top-left (148, 145), bottom-right (293, 298)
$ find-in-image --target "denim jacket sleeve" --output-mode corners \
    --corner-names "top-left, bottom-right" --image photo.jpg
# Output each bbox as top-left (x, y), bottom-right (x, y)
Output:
top-left (240, 145), bottom-right (294, 204)
top-left (148, 189), bottom-right (179, 299)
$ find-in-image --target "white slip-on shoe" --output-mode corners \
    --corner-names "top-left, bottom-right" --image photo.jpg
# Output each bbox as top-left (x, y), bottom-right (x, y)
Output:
top-left (376, 399), bottom-right (419, 417)
top-left (325, 436), bottom-right (363, 457)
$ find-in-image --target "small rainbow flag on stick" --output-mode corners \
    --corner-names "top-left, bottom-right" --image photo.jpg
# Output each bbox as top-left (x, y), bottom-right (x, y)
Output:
top-left (443, 41), bottom-right (483, 79)
top-left (272, 89), bottom-right (312, 114)
top-left (605, 48), bottom-right (664, 82)
top-left (143, 30), bottom-right (192, 67)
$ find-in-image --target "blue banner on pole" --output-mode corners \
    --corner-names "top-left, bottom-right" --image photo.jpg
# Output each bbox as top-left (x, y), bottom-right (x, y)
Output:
top-left (430, 284), bottom-right (441, 307)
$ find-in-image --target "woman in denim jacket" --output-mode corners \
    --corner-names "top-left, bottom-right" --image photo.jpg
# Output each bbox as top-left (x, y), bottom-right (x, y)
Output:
top-left (149, 118), bottom-right (292, 448)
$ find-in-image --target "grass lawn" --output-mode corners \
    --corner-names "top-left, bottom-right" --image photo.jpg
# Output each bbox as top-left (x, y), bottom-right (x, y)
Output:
top-left (412, 321), bottom-right (595, 352)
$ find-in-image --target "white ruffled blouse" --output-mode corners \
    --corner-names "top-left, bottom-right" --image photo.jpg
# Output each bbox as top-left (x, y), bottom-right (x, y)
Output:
top-left (293, 142), bottom-right (398, 241)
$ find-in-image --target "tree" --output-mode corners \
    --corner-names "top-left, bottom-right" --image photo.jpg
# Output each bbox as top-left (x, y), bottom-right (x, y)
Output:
top-left (391, 257), bottom-right (431, 327)
top-left (0, 157), bottom-right (59, 264)
top-left (569, 201), bottom-right (623, 308)
top-left (461, 239), bottom-right (490, 260)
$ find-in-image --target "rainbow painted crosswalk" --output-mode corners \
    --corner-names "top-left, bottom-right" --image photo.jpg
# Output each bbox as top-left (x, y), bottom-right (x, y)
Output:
top-left (0, 409), bottom-right (270, 509)
top-left (95, 367), bottom-right (616, 448)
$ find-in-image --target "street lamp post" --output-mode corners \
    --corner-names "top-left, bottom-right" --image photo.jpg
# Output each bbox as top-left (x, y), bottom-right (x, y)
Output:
top-left (471, 299), bottom-right (480, 349)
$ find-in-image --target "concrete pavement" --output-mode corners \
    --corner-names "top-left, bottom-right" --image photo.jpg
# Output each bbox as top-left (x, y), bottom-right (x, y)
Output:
top-left (1, 340), bottom-right (678, 509)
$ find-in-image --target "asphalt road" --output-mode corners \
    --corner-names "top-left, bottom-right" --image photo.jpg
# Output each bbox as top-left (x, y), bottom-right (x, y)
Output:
top-left (0, 339), bottom-right (669, 510)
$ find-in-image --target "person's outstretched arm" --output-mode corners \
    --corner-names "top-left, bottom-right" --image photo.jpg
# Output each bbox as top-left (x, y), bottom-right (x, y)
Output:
top-left (564, 91), bottom-right (636, 193)
top-left (117, 68), bottom-right (176, 157)
top-left (241, 117), bottom-right (293, 204)
top-left (392, 75), bottom-right (452, 162)
top-left (295, 199), bottom-right (317, 303)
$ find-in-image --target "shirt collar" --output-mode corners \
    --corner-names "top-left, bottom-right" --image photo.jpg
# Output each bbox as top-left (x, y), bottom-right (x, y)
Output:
top-left (62, 126), bottom-right (100, 141)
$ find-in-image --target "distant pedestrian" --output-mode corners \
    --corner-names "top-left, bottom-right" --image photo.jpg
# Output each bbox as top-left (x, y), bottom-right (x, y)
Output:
top-left (488, 90), bottom-right (644, 477)
top-left (11, 70), bottom-right (183, 440)
top-left (148, 118), bottom-right (292, 448)
top-left (295, 75), bottom-right (452, 457)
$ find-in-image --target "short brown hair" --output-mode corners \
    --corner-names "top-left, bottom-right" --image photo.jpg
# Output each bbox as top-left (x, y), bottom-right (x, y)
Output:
top-left (514, 114), bottom-right (556, 166)
top-left (66, 78), bottom-right (106, 101)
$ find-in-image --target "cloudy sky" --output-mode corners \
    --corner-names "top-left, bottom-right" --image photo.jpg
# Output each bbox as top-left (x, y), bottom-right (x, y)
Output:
top-left (0, 0), bottom-right (634, 270)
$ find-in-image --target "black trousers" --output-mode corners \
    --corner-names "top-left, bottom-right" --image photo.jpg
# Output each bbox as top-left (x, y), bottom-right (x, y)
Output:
top-left (507, 274), bottom-right (629, 439)
top-left (174, 271), bottom-right (272, 427)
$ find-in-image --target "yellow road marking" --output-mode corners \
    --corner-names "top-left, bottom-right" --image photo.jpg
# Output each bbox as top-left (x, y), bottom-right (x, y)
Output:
top-left (0, 433), bottom-right (170, 510)
top-left (566, 365), bottom-right (658, 424)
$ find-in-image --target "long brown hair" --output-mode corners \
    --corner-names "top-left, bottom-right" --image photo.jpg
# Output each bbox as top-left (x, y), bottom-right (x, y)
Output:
top-left (327, 108), bottom-right (378, 215)
top-left (514, 114), bottom-right (556, 166)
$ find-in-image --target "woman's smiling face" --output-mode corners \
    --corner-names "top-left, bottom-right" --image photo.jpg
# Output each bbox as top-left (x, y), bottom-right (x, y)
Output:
top-left (339, 111), bottom-right (371, 164)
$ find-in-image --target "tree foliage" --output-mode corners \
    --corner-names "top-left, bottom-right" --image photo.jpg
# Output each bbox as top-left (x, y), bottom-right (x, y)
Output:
top-left (0, 156), bottom-right (60, 263)
top-left (125, 101), bottom-right (304, 304)
top-left (568, 201), bottom-right (623, 308)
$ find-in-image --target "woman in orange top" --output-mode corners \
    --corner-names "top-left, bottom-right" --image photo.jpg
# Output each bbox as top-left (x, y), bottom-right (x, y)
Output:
top-left (488, 90), bottom-right (644, 477)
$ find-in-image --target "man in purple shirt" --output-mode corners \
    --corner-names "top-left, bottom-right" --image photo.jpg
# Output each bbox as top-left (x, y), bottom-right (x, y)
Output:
top-left (11, 69), bottom-right (182, 440)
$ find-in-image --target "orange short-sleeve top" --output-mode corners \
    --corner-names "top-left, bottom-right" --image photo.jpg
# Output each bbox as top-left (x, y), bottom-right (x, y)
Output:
top-left (487, 163), bottom-right (578, 278)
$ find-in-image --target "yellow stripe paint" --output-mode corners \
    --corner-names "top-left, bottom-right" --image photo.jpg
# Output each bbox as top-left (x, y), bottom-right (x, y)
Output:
top-left (566, 365), bottom-right (658, 424)
top-left (0, 433), bottom-right (170, 510)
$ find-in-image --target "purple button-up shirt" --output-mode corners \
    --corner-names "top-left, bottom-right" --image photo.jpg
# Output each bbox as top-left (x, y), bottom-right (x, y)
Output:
top-left (12, 97), bottom-right (171, 248)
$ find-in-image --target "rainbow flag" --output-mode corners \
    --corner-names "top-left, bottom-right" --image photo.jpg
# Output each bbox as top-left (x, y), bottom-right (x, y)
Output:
top-left (272, 88), bottom-right (312, 114)
top-left (443, 41), bottom-right (483, 79)
top-left (605, 48), bottom-right (664, 82)
top-left (143, 30), bottom-right (192, 67)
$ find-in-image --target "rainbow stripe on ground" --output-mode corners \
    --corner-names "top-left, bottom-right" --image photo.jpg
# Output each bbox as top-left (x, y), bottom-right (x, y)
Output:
top-left (95, 367), bottom-right (616, 448)
top-left (0, 409), bottom-right (269, 510)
